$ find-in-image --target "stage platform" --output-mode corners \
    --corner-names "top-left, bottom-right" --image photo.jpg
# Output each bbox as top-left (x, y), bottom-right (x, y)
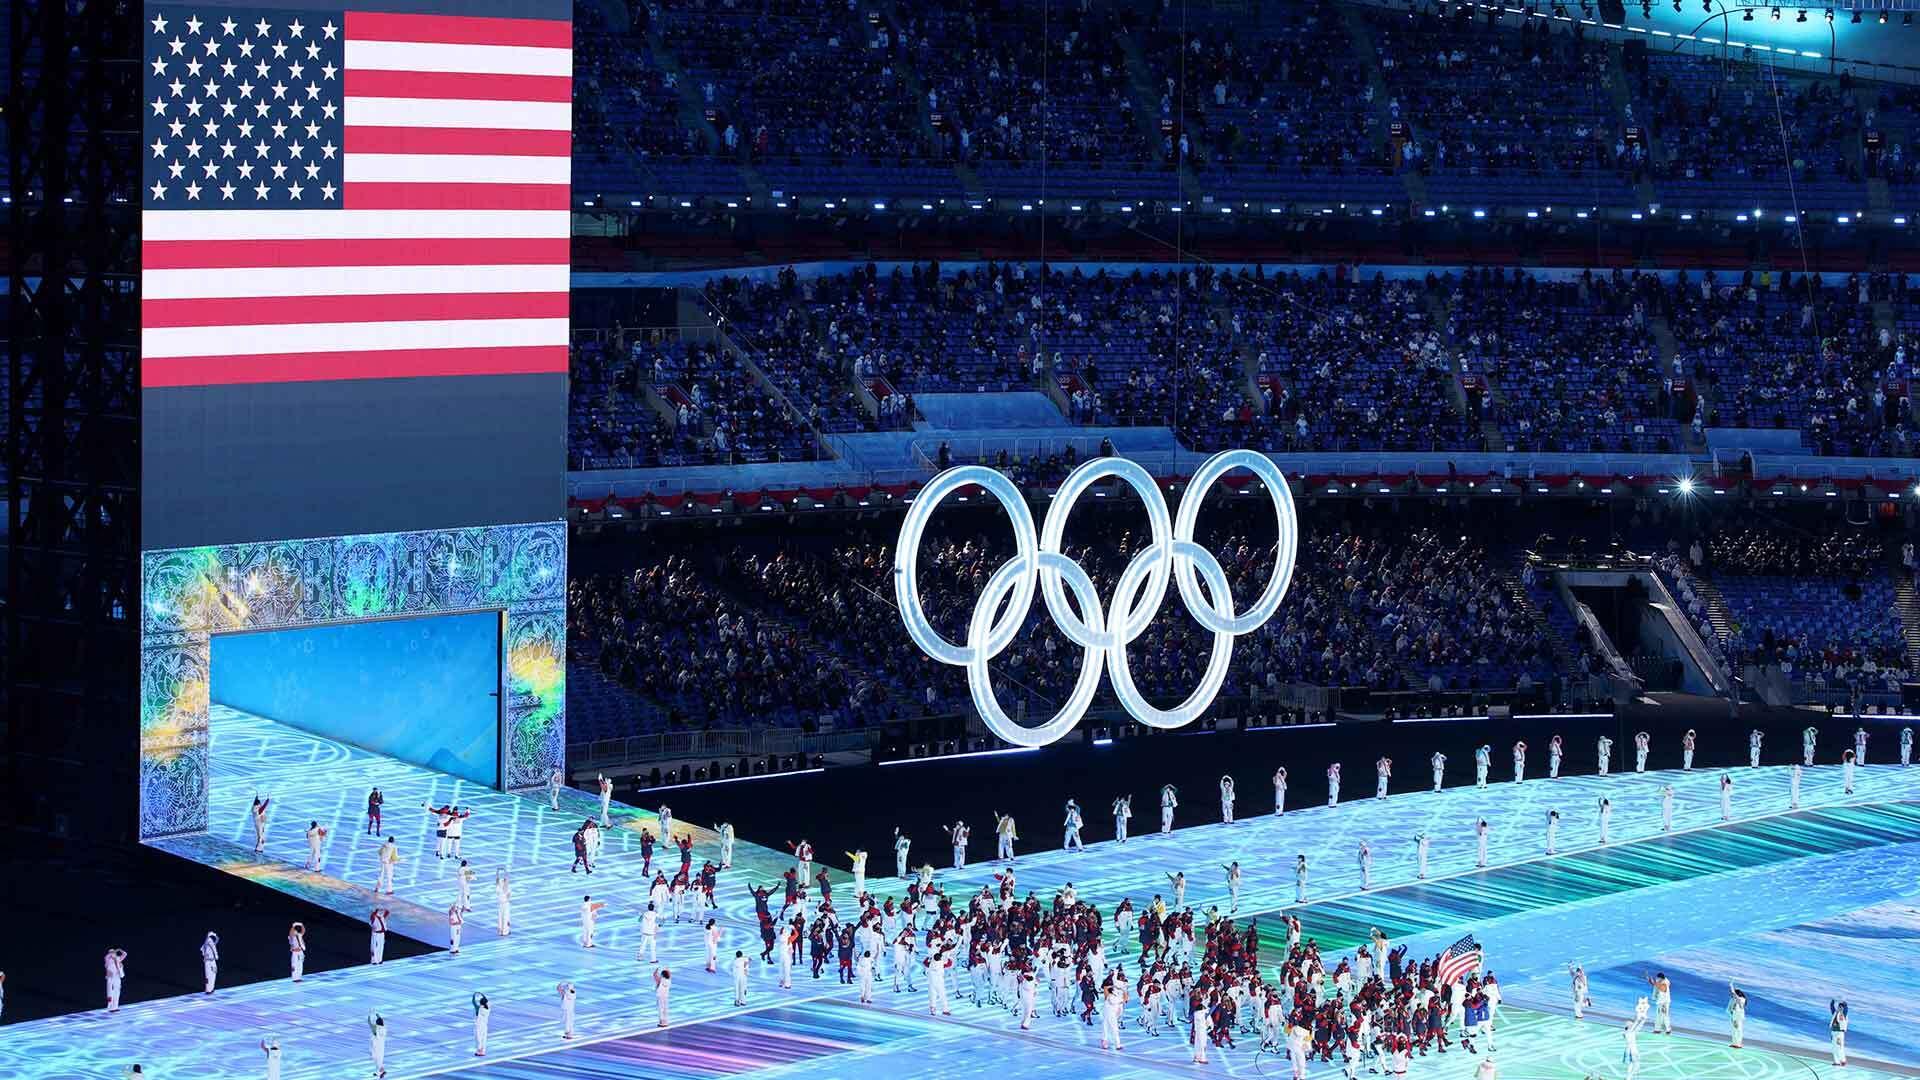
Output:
top-left (0, 707), bottom-right (1916, 1078)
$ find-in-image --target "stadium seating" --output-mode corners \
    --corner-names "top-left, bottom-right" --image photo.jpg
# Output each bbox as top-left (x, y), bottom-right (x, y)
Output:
top-left (564, 0), bottom-right (1887, 212)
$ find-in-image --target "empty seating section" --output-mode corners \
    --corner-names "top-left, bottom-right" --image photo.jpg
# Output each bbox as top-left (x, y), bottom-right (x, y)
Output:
top-left (1366, 10), bottom-right (1635, 207)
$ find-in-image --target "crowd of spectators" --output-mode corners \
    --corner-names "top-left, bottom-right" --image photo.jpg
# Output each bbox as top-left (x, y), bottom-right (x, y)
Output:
top-left (1169, 1), bottom-right (1392, 193)
top-left (1367, 11), bottom-right (1637, 203)
top-left (559, 0), bottom-right (1896, 208)
top-left (1450, 268), bottom-right (1680, 453)
top-left (1666, 270), bottom-right (1916, 457)
top-left (568, 263), bottom-right (1920, 473)
top-left (565, 508), bottom-right (1577, 734)
top-left (658, 0), bottom-right (923, 166)
top-left (1630, 53), bottom-right (1859, 208)
top-left (1668, 528), bottom-right (1908, 694)
top-left (641, 340), bottom-right (821, 463)
top-left (1236, 269), bottom-right (1474, 453)
top-left (569, 556), bottom-right (889, 734)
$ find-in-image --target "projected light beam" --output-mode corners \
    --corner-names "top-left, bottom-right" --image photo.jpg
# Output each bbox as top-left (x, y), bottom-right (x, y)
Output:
top-left (893, 449), bottom-right (1297, 746)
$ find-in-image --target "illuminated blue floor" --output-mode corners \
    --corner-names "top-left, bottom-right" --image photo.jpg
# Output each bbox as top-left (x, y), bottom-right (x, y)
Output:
top-left (0, 709), bottom-right (1915, 1078)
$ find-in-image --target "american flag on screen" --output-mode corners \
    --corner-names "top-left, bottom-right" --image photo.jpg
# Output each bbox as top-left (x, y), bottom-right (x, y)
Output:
top-left (1436, 933), bottom-right (1484, 985)
top-left (140, 5), bottom-right (572, 387)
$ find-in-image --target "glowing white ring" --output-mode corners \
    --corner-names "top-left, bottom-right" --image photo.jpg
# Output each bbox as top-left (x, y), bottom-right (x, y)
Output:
top-left (892, 449), bottom-right (1299, 746)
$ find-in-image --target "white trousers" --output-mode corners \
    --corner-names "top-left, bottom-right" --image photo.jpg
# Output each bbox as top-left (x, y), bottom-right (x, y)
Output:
top-left (106, 976), bottom-right (122, 1011)
top-left (1161, 807), bottom-right (1174, 833)
top-left (370, 931), bottom-right (386, 964)
top-left (203, 960), bottom-right (217, 994)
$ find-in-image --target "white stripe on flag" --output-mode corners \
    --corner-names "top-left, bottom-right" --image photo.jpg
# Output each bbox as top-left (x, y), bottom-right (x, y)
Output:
top-left (345, 97), bottom-right (572, 131)
top-left (142, 264), bottom-right (569, 301)
top-left (343, 153), bottom-right (573, 185)
top-left (143, 210), bottom-right (571, 242)
top-left (143, 316), bottom-right (571, 358)
top-left (344, 39), bottom-right (573, 78)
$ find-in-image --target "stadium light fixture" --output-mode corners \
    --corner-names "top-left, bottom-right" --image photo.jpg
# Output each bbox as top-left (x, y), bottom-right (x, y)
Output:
top-left (1743, 7), bottom-right (1754, 17)
top-left (1848, 9), bottom-right (1857, 21)
top-left (1878, 10), bottom-right (1887, 21)
top-left (1797, 9), bottom-right (1808, 21)
top-left (1771, 6), bottom-right (1780, 17)
top-left (1676, 477), bottom-right (1697, 495)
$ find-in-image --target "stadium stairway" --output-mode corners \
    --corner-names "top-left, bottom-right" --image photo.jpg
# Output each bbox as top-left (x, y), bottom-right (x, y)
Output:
top-left (1498, 564), bottom-right (1581, 675)
top-left (1892, 569), bottom-right (1920, 676)
top-left (1688, 571), bottom-right (1737, 645)
top-left (1340, 2), bottom-right (1424, 207)
top-left (1644, 313), bottom-right (1701, 450)
top-left (1424, 283), bottom-right (1499, 448)
top-left (1602, 41), bottom-right (1660, 211)
top-left (1115, 23), bottom-right (1196, 198)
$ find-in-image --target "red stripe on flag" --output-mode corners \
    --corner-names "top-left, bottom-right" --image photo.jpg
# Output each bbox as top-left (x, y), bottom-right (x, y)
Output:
top-left (142, 292), bottom-right (570, 328)
top-left (344, 11), bottom-right (573, 49)
top-left (143, 345), bottom-right (571, 387)
top-left (142, 237), bottom-right (569, 269)
top-left (344, 126), bottom-right (573, 156)
top-left (344, 127), bottom-right (572, 156)
top-left (344, 183), bottom-right (573, 211)
top-left (344, 69), bottom-right (573, 103)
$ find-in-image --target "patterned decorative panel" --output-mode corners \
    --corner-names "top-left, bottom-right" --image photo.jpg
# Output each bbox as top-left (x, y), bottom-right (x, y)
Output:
top-left (139, 521), bottom-right (566, 838)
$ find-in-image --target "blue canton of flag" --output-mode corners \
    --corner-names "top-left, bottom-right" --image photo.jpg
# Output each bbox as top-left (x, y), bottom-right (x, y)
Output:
top-left (143, 7), bottom-right (346, 209)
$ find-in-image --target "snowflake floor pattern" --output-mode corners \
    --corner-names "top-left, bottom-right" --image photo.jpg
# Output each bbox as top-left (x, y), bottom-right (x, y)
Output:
top-left (0, 710), bottom-right (1914, 1078)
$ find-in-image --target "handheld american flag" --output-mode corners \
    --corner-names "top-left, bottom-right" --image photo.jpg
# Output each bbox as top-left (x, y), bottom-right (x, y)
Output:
top-left (1436, 933), bottom-right (1484, 985)
top-left (141, 5), bottom-right (572, 387)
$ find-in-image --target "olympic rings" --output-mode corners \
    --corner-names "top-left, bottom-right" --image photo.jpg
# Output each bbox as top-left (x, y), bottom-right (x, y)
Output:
top-left (892, 449), bottom-right (1299, 746)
